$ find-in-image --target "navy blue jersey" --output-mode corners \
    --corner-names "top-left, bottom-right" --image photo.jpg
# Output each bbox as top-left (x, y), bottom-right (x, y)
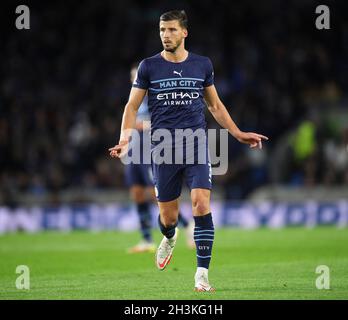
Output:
top-left (132, 52), bottom-right (214, 134)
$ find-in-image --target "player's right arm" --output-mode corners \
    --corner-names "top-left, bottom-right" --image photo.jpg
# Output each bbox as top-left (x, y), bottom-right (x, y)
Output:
top-left (109, 87), bottom-right (147, 158)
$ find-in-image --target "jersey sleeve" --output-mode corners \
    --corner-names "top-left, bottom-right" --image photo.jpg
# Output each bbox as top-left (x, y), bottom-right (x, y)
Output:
top-left (132, 60), bottom-right (150, 89)
top-left (203, 58), bottom-right (214, 87)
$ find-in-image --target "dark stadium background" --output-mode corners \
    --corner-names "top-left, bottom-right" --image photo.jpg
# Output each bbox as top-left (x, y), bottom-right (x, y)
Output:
top-left (0, 0), bottom-right (347, 205)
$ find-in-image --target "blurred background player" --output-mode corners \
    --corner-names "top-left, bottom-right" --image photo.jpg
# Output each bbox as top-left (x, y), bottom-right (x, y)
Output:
top-left (125, 64), bottom-right (195, 253)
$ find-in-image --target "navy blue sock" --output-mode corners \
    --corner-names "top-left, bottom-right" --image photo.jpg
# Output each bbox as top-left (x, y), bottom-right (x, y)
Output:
top-left (158, 215), bottom-right (177, 239)
top-left (178, 212), bottom-right (188, 228)
top-left (194, 213), bottom-right (214, 269)
top-left (137, 202), bottom-right (152, 242)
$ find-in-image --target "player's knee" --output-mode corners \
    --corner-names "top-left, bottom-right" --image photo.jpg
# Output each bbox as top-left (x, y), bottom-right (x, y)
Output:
top-left (160, 217), bottom-right (177, 228)
top-left (131, 187), bottom-right (146, 203)
top-left (133, 194), bottom-right (145, 203)
top-left (161, 220), bottom-right (177, 228)
top-left (159, 210), bottom-right (178, 227)
top-left (192, 198), bottom-right (209, 215)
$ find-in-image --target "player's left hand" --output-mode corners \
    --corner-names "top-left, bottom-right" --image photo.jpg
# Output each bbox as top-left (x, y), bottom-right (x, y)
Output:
top-left (235, 132), bottom-right (269, 149)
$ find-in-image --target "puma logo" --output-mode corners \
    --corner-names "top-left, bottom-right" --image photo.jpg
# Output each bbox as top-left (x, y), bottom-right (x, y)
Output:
top-left (173, 70), bottom-right (183, 77)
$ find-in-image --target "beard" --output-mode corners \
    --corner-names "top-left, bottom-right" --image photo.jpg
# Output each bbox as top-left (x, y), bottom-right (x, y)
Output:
top-left (163, 39), bottom-right (182, 53)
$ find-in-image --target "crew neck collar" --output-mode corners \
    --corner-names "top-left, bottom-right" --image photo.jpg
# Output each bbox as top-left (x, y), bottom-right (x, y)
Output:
top-left (159, 51), bottom-right (190, 64)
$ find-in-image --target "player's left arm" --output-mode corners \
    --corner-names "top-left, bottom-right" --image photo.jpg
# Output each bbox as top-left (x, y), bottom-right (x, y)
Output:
top-left (204, 85), bottom-right (268, 149)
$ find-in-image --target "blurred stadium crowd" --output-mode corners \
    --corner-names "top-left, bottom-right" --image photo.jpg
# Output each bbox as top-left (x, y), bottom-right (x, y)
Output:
top-left (1, 0), bottom-right (347, 203)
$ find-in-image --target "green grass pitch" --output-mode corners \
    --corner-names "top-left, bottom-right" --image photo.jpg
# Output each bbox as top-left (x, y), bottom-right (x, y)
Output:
top-left (0, 227), bottom-right (347, 299)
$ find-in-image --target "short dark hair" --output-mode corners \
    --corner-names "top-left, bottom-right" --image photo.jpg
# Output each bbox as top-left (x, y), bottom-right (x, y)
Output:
top-left (160, 10), bottom-right (188, 29)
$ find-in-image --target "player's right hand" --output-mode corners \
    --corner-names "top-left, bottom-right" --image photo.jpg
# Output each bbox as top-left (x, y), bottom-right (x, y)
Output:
top-left (108, 140), bottom-right (129, 158)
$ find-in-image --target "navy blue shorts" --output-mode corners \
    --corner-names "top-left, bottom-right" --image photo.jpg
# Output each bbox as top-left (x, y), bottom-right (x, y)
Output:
top-left (151, 162), bottom-right (212, 202)
top-left (125, 163), bottom-right (154, 187)
top-left (151, 140), bottom-right (212, 201)
top-left (150, 133), bottom-right (212, 202)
